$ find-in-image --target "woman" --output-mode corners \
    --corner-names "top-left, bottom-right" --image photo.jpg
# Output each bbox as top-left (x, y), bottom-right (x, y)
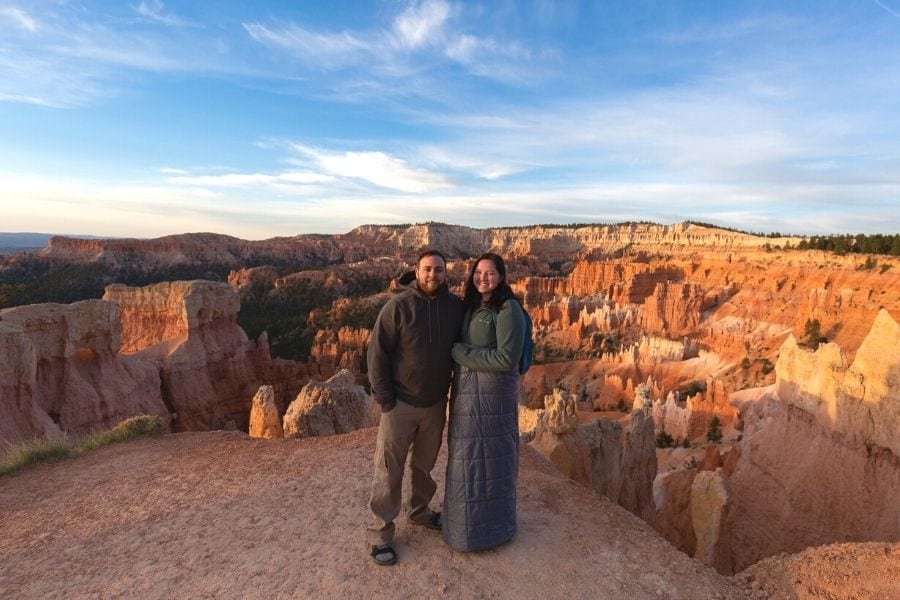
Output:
top-left (442, 252), bottom-right (527, 552)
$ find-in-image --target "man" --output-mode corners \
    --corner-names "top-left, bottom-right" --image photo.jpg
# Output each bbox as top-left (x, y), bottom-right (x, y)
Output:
top-left (366, 249), bottom-right (464, 566)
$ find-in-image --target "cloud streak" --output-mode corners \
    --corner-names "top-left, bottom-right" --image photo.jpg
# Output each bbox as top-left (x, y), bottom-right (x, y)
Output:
top-left (290, 144), bottom-right (454, 193)
top-left (0, 6), bottom-right (37, 32)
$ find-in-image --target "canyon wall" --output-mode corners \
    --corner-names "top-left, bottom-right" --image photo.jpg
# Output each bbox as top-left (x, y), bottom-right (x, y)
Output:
top-left (0, 280), bottom-right (321, 447)
top-left (104, 280), bottom-right (317, 431)
top-left (0, 300), bottom-right (167, 446)
top-left (724, 309), bottom-right (900, 570)
top-left (654, 310), bottom-right (900, 573)
top-left (29, 222), bottom-right (805, 271)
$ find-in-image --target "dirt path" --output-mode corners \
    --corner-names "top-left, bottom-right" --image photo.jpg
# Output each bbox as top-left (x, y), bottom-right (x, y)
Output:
top-left (0, 428), bottom-right (748, 599)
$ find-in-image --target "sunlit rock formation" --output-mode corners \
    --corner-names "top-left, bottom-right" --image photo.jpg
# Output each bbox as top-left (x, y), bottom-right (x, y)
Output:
top-left (652, 378), bottom-right (737, 442)
top-left (655, 309), bottom-right (900, 574)
top-left (104, 280), bottom-right (317, 431)
top-left (774, 308), bottom-right (899, 454)
top-left (0, 300), bottom-right (166, 446)
top-left (248, 385), bottom-right (283, 439)
top-left (282, 369), bottom-right (372, 438)
top-left (529, 388), bottom-right (591, 484)
top-left (308, 327), bottom-right (370, 380)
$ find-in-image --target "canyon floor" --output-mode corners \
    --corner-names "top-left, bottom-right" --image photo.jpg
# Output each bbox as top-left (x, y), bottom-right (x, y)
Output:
top-left (0, 429), bottom-right (896, 600)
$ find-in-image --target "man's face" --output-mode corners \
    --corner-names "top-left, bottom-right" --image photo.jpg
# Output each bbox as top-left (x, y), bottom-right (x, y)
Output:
top-left (416, 255), bottom-right (447, 297)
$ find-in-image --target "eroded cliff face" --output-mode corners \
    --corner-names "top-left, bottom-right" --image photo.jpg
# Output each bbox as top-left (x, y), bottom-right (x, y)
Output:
top-left (308, 327), bottom-right (370, 381)
top-left (725, 391), bottom-right (900, 572)
top-left (723, 310), bottom-right (900, 570)
top-left (529, 388), bottom-right (658, 525)
top-left (105, 281), bottom-right (241, 355)
top-left (0, 300), bottom-right (166, 446)
top-left (775, 309), bottom-right (900, 455)
top-left (654, 310), bottom-right (900, 574)
top-left (36, 231), bottom-right (392, 270)
top-left (104, 281), bottom-right (317, 432)
top-left (31, 222), bottom-right (804, 272)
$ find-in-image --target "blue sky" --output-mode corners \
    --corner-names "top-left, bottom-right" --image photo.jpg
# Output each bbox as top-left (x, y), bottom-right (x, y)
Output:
top-left (2, 0), bottom-right (900, 239)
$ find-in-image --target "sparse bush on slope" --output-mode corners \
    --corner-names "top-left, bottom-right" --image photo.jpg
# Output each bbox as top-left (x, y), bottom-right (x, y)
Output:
top-left (0, 438), bottom-right (72, 476)
top-left (0, 415), bottom-right (166, 477)
top-left (75, 415), bottom-right (166, 452)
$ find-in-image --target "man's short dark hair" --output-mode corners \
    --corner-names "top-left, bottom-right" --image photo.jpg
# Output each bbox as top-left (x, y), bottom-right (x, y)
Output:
top-left (417, 249), bottom-right (447, 266)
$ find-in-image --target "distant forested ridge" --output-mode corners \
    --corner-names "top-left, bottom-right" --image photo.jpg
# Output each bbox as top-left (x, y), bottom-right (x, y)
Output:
top-left (797, 234), bottom-right (900, 256)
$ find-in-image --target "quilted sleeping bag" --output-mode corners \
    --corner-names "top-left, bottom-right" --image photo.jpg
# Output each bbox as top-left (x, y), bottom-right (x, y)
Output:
top-left (442, 365), bottom-right (519, 551)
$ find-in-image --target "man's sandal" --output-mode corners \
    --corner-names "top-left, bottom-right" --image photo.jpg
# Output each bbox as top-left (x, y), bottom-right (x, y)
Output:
top-left (371, 544), bottom-right (397, 566)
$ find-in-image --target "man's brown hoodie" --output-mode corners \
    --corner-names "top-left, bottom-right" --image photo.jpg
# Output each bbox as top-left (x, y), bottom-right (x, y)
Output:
top-left (366, 271), bottom-right (464, 410)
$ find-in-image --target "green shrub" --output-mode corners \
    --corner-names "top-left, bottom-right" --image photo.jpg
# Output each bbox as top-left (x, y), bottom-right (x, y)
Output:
top-left (707, 416), bottom-right (723, 444)
top-left (0, 437), bottom-right (72, 476)
top-left (1, 415), bottom-right (166, 477)
top-left (803, 318), bottom-right (827, 349)
top-left (684, 380), bottom-right (707, 398)
top-left (655, 429), bottom-right (675, 448)
top-left (76, 415), bottom-right (165, 452)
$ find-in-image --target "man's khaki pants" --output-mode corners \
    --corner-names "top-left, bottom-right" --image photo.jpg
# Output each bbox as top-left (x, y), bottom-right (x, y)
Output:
top-left (367, 399), bottom-right (446, 546)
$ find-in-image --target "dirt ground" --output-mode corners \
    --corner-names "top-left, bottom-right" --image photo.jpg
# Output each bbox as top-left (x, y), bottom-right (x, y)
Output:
top-left (737, 542), bottom-right (900, 600)
top-left (1, 428), bottom-right (896, 599)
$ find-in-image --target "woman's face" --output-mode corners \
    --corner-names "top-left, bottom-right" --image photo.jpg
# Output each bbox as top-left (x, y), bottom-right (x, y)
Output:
top-left (473, 258), bottom-right (502, 299)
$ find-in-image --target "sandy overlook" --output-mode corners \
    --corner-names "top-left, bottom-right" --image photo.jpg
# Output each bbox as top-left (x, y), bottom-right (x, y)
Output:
top-left (4, 428), bottom-right (897, 600)
top-left (1, 428), bottom-right (747, 599)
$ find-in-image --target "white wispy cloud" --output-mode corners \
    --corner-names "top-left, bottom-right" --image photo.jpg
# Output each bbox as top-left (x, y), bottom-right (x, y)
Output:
top-left (391, 0), bottom-right (450, 49)
top-left (290, 144), bottom-right (453, 193)
top-left (0, 4), bottom-right (246, 107)
top-left (135, 1), bottom-right (192, 28)
top-left (243, 22), bottom-right (370, 69)
top-left (0, 6), bottom-right (38, 32)
top-left (168, 170), bottom-right (334, 187)
top-left (874, 0), bottom-right (900, 20)
top-left (418, 147), bottom-right (529, 180)
top-left (244, 0), bottom-right (552, 84)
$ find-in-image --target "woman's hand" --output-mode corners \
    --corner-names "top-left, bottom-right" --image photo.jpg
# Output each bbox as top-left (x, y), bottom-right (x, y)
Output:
top-left (452, 342), bottom-right (470, 363)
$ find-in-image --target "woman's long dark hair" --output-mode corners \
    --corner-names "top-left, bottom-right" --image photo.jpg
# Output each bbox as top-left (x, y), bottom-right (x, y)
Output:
top-left (462, 252), bottom-right (516, 312)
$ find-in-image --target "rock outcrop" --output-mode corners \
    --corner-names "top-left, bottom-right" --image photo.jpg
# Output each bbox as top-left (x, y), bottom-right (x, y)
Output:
top-left (104, 281), bottom-right (285, 432)
top-left (578, 410), bottom-right (658, 526)
top-left (656, 310), bottom-right (900, 573)
top-left (691, 469), bottom-right (731, 572)
top-left (248, 385), bottom-right (283, 439)
top-left (282, 370), bottom-right (372, 438)
top-left (775, 308), bottom-right (900, 455)
top-left (308, 326), bottom-right (370, 380)
top-left (652, 378), bottom-right (737, 442)
top-left (0, 300), bottom-right (167, 446)
top-left (723, 391), bottom-right (900, 572)
top-left (530, 388), bottom-right (658, 526)
top-left (529, 389), bottom-right (591, 485)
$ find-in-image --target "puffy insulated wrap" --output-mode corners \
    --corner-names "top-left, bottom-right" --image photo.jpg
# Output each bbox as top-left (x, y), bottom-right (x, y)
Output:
top-left (442, 365), bottom-right (519, 551)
